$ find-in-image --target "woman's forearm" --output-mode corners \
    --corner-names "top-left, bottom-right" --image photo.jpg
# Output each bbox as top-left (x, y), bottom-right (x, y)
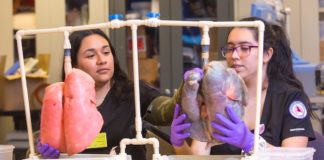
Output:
top-left (281, 136), bottom-right (308, 147)
top-left (173, 142), bottom-right (193, 155)
top-left (190, 140), bottom-right (210, 155)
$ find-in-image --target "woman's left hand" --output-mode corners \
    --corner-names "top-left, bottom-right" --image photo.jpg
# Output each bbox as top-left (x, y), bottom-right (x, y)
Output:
top-left (211, 106), bottom-right (254, 153)
top-left (170, 104), bottom-right (191, 147)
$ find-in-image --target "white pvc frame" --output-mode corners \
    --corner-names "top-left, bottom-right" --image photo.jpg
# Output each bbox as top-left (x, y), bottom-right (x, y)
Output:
top-left (16, 18), bottom-right (264, 160)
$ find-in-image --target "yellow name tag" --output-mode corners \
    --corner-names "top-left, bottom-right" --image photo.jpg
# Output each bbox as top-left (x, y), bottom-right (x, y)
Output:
top-left (87, 132), bottom-right (107, 149)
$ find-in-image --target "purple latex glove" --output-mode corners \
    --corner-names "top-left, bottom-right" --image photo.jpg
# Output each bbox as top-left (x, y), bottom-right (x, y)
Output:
top-left (36, 139), bottom-right (60, 159)
top-left (170, 104), bottom-right (191, 147)
top-left (211, 106), bottom-right (254, 153)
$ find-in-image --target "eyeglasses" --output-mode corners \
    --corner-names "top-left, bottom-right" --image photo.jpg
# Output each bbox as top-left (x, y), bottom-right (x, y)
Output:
top-left (220, 45), bottom-right (258, 58)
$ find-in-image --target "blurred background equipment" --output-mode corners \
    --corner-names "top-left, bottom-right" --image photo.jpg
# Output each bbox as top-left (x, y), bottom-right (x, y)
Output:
top-left (65, 0), bottom-right (89, 26)
top-left (292, 51), bottom-right (317, 97)
top-left (251, 0), bottom-right (285, 26)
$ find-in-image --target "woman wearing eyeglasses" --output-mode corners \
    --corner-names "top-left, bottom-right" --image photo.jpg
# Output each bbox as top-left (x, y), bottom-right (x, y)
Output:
top-left (170, 17), bottom-right (315, 155)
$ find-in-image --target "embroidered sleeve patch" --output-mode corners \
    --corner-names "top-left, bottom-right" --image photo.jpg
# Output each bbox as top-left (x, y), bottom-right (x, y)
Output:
top-left (289, 101), bottom-right (307, 119)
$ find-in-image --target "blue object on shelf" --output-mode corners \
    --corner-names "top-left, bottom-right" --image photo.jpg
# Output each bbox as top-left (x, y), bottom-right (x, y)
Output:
top-left (182, 27), bottom-right (201, 45)
top-left (182, 34), bottom-right (201, 45)
top-left (292, 50), bottom-right (317, 97)
top-left (251, 2), bottom-right (277, 24)
top-left (5, 61), bottom-right (20, 75)
top-left (292, 50), bottom-right (309, 65)
top-left (108, 14), bottom-right (124, 20)
top-left (146, 12), bottom-right (160, 18)
top-left (293, 64), bottom-right (317, 97)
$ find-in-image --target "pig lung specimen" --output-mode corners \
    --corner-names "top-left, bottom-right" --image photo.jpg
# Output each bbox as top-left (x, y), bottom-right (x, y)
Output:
top-left (64, 69), bottom-right (103, 155)
top-left (182, 61), bottom-right (247, 146)
top-left (40, 69), bottom-right (103, 156)
top-left (40, 82), bottom-right (66, 152)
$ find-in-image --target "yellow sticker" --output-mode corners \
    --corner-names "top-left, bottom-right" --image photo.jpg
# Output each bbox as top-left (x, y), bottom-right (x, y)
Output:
top-left (87, 132), bottom-right (107, 149)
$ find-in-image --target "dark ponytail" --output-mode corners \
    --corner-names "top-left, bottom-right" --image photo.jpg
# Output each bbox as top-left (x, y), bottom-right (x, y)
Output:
top-left (266, 24), bottom-right (304, 90)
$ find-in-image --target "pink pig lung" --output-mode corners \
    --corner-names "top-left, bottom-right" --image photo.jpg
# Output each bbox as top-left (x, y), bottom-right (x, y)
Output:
top-left (64, 69), bottom-right (103, 155)
top-left (40, 82), bottom-right (66, 152)
top-left (40, 68), bottom-right (103, 156)
top-left (182, 61), bottom-right (247, 146)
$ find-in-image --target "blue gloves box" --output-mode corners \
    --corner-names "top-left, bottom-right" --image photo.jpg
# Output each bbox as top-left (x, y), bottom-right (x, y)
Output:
top-left (293, 64), bottom-right (317, 97)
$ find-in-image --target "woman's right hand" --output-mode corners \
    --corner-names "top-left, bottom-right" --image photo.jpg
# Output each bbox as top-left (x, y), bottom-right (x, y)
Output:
top-left (170, 104), bottom-right (191, 147)
top-left (36, 139), bottom-right (60, 159)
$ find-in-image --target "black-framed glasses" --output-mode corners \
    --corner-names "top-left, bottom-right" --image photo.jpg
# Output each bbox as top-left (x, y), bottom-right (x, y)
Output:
top-left (220, 45), bottom-right (258, 58)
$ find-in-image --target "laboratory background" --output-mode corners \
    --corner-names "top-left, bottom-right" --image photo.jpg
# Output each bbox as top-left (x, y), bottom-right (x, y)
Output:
top-left (0, 0), bottom-right (324, 160)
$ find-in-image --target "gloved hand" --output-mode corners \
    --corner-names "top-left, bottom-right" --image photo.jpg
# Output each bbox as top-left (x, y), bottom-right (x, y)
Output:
top-left (36, 139), bottom-right (60, 159)
top-left (182, 68), bottom-right (203, 121)
top-left (211, 106), bottom-right (254, 153)
top-left (170, 104), bottom-right (191, 147)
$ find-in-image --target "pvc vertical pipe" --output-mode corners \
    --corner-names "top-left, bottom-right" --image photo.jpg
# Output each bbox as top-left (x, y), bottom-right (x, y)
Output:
top-left (63, 31), bottom-right (72, 76)
top-left (15, 33), bottom-right (37, 158)
top-left (253, 21), bottom-right (265, 154)
top-left (130, 24), bottom-right (143, 139)
top-left (201, 26), bottom-right (210, 67)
